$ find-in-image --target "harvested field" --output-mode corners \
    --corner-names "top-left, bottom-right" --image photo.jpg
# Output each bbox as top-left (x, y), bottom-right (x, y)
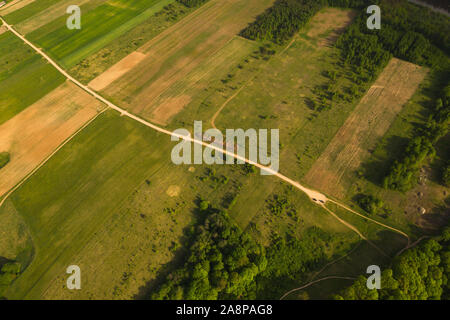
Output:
top-left (88, 51), bottom-right (147, 91)
top-left (0, 0), bottom-right (35, 16)
top-left (99, 0), bottom-right (274, 125)
top-left (304, 58), bottom-right (428, 198)
top-left (0, 81), bottom-right (104, 197)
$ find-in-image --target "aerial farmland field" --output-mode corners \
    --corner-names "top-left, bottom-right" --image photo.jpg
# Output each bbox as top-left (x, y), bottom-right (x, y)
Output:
top-left (0, 0), bottom-right (449, 307)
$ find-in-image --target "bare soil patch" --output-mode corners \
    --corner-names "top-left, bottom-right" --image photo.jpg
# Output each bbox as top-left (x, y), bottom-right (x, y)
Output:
top-left (304, 58), bottom-right (428, 198)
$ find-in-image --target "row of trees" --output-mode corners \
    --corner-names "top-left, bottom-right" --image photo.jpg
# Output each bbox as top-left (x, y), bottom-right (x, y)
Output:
top-left (176, 0), bottom-right (209, 8)
top-left (334, 227), bottom-right (450, 300)
top-left (383, 83), bottom-right (450, 191)
top-left (240, 0), bottom-right (328, 44)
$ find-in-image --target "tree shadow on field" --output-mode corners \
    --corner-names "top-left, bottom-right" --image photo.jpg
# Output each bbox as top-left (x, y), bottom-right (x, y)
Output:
top-left (133, 218), bottom-right (195, 300)
top-left (133, 197), bottom-right (212, 300)
top-left (361, 135), bottom-right (410, 186)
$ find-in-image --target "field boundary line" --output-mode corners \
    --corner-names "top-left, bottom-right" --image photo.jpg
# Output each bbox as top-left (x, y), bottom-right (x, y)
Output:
top-left (0, 106), bottom-right (108, 208)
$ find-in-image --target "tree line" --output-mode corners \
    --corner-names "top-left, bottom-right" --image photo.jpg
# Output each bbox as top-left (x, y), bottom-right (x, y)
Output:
top-left (239, 0), bottom-right (328, 44)
top-left (383, 82), bottom-right (449, 191)
top-left (334, 226), bottom-right (450, 300)
top-left (176, 0), bottom-right (210, 8)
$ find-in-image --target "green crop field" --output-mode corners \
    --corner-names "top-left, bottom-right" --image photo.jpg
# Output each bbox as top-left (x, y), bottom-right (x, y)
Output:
top-left (26, 0), bottom-right (176, 68)
top-left (0, 31), bottom-right (65, 124)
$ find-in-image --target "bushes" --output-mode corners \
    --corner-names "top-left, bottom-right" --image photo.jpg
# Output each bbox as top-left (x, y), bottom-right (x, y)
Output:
top-left (255, 227), bottom-right (333, 298)
top-left (0, 262), bottom-right (21, 298)
top-left (334, 227), bottom-right (450, 300)
top-left (356, 194), bottom-right (384, 214)
top-left (0, 152), bottom-right (10, 169)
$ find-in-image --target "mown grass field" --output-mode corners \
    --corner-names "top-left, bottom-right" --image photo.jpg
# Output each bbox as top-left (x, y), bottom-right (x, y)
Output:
top-left (0, 31), bottom-right (65, 124)
top-left (25, 0), bottom-right (176, 68)
top-left (213, 8), bottom-right (357, 180)
top-left (99, 0), bottom-right (274, 124)
top-left (304, 58), bottom-right (428, 198)
top-left (334, 70), bottom-right (450, 232)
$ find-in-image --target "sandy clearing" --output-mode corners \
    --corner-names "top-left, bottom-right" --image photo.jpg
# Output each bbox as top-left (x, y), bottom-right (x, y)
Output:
top-left (166, 185), bottom-right (180, 197)
top-left (304, 58), bottom-right (428, 198)
top-left (101, 0), bottom-right (274, 124)
top-left (306, 8), bottom-right (356, 47)
top-left (0, 25), bottom-right (7, 35)
top-left (0, 81), bottom-right (104, 197)
top-left (0, 0), bottom-right (35, 15)
top-left (15, 0), bottom-right (94, 35)
top-left (88, 51), bottom-right (147, 91)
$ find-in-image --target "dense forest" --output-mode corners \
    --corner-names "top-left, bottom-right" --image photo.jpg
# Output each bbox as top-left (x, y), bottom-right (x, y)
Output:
top-left (239, 0), bottom-right (328, 44)
top-left (334, 227), bottom-right (450, 299)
